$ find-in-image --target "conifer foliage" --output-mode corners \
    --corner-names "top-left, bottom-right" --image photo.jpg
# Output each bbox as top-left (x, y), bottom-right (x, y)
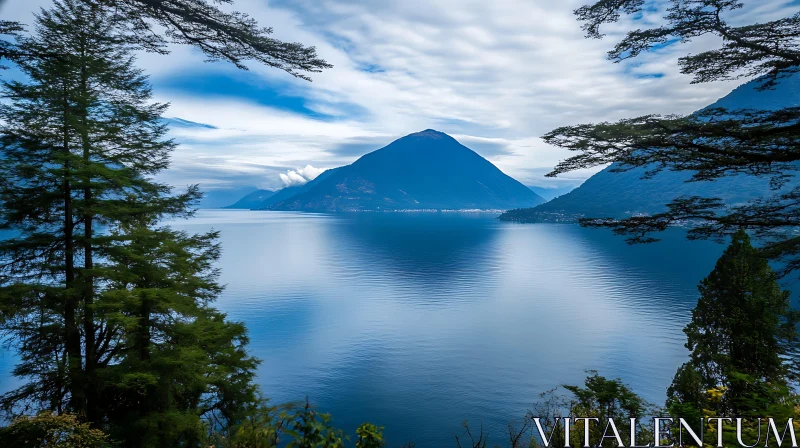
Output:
top-left (667, 230), bottom-right (799, 441)
top-left (1, 0), bottom-right (332, 78)
top-left (543, 0), bottom-right (800, 278)
top-left (0, 1), bottom-right (258, 445)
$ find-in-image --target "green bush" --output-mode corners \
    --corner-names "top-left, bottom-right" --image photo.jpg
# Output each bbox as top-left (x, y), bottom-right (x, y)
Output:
top-left (0, 413), bottom-right (108, 448)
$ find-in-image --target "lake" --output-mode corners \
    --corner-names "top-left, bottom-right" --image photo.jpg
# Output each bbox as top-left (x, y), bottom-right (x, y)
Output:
top-left (179, 210), bottom-right (729, 446)
top-left (0, 210), bottom-right (750, 445)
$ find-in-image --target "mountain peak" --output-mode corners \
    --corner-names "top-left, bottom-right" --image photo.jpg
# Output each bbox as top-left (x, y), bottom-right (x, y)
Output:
top-left (407, 129), bottom-right (450, 139)
top-left (256, 129), bottom-right (544, 211)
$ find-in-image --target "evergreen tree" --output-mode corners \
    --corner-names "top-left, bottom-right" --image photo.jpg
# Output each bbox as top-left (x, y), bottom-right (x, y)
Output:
top-left (97, 225), bottom-right (259, 446)
top-left (0, 0), bottom-right (179, 418)
top-left (0, 2), bottom-right (259, 445)
top-left (0, 20), bottom-right (23, 70)
top-left (667, 230), bottom-right (799, 418)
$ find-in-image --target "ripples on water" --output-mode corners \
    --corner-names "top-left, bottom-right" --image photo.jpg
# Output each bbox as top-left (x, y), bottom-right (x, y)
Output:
top-left (0, 210), bottom-right (738, 446)
top-left (170, 210), bottom-right (727, 447)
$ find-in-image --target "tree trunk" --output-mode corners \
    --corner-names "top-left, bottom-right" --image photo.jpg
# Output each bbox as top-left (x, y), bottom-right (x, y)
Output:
top-left (137, 298), bottom-right (151, 362)
top-left (79, 58), bottom-right (97, 425)
top-left (63, 79), bottom-right (84, 418)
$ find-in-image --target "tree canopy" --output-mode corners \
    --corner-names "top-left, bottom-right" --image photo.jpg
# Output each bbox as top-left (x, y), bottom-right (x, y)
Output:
top-left (544, 0), bottom-right (800, 277)
top-left (0, 0), bottom-right (331, 78)
top-left (669, 230), bottom-right (799, 410)
top-left (575, 0), bottom-right (799, 86)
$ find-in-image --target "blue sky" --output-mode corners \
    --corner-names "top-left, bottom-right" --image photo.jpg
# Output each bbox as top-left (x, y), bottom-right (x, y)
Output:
top-left (3, 0), bottom-right (798, 193)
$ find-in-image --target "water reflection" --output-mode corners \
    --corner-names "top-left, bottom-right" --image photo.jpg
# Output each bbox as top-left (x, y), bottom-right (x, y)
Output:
top-left (322, 213), bottom-right (504, 303)
top-left (0, 211), bottom-right (755, 447)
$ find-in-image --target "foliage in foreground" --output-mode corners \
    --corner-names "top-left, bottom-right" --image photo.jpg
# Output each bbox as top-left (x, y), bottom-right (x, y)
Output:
top-left (0, 412), bottom-right (108, 447)
top-left (453, 373), bottom-right (656, 448)
top-left (0, 402), bottom-right (410, 448)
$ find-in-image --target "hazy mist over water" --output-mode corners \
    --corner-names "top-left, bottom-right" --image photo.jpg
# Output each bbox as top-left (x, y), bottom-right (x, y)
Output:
top-left (0, 210), bottom-right (753, 445)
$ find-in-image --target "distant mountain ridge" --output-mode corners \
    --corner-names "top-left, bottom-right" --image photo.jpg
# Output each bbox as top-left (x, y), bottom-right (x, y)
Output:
top-left (226, 189), bottom-right (276, 209)
top-left (197, 186), bottom-right (258, 209)
top-left (527, 185), bottom-right (577, 201)
top-left (229, 130), bottom-right (544, 211)
top-left (225, 169), bottom-right (341, 209)
top-left (499, 72), bottom-right (800, 223)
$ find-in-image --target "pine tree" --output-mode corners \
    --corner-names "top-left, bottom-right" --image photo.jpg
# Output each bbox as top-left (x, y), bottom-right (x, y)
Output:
top-left (0, 0), bottom-right (178, 418)
top-left (0, 2), bottom-right (259, 445)
top-left (97, 225), bottom-right (259, 446)
top-left (667, 230), bottom-right (799, 415)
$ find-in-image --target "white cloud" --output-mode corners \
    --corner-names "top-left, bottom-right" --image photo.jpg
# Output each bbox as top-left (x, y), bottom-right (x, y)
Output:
top-left (152, 94), bottom-right (387, 189)
top-left (296, 165), bottom-right (326, 181)
top-left (280, 165), bottom-right (325, 186)
top-left (4, 0), bottom-right (797, 189)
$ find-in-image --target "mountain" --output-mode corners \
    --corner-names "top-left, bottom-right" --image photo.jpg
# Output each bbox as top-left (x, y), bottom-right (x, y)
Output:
top-left (499, 72), bottom-right (800, 223)
top-left (225, 189), bottom-right (276, 209)
top-left (252, 168), bottom-right (341, 209)
top-left (225, 169), bottom-right (340, 210)
top-left (267, 130), bottom-right (544, 212)
top-left (527, 185), bottom-right (578, 201)
top-left (197, 186), bottom-right (259, 208)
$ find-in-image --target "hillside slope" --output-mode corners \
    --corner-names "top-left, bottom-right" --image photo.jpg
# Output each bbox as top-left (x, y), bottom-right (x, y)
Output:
top-left (500, 73), bottom-right (800, 223)
top-left (226, 189), bottom-right (276, 209)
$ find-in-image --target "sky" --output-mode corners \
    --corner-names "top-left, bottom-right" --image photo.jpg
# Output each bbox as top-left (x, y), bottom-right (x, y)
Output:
top-left (2, 0), bottom-right (798, 194)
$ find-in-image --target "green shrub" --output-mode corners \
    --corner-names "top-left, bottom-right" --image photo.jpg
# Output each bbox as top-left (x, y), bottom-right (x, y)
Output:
top-left (0, 413), bottom-right (108, 448)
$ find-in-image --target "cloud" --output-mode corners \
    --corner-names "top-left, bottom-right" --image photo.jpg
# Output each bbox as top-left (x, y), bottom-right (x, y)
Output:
top-left (324, 135), bottom-right (389, 157)
top-left (280, 165), bottom-right (326, 186)
top-left (5, 0), bottom-right (798, 190)
top-left (451, 135), bottom-right (516, 158)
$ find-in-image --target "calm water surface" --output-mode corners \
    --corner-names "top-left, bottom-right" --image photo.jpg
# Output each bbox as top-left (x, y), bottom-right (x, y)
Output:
top-left (0, 210), bottom-right (752, 446)
top-left (175, 210), bottom-right (726, 446)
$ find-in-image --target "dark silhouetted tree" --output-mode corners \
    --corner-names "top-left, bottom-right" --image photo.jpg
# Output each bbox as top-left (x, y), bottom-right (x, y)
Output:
top-left (665, 232), bottom-right (800, 446)
top-left (542, 0), bottom-right (800, 278)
